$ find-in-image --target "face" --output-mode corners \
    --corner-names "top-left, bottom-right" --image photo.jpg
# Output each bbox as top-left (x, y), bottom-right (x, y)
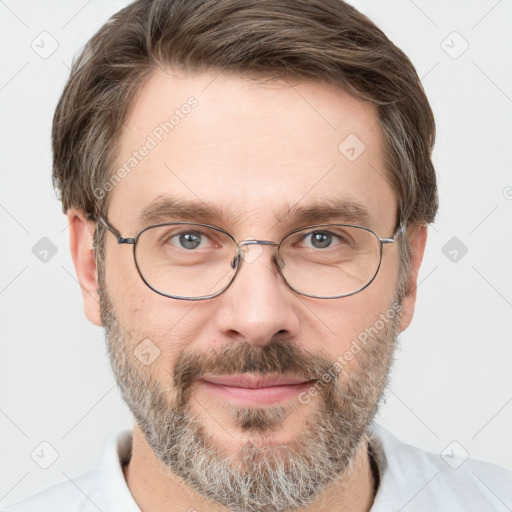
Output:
top-left (78, 70), bottom-right (421, 511)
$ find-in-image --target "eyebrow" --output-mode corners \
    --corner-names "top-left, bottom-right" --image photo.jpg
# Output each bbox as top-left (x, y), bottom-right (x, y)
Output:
top-left (277, 199), bottom-right (373, 227)
top-left (138, 197), bottom-right (238, 229)
top-left (137, 196), bottom-right (373, 230)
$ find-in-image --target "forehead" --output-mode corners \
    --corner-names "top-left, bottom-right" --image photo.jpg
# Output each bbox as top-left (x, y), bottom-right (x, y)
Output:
top-left (109, 69), bottom-right (397, 234)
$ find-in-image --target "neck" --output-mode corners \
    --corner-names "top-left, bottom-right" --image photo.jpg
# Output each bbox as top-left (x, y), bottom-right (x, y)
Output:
top-left (123, 423), bottom-right (378, 512)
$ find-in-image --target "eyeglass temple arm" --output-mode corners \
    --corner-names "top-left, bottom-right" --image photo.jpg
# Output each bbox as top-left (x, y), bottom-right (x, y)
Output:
top-left (98, 216), bottom-right (136, 245)
top-left (381, 219), bottom-right (407, 244)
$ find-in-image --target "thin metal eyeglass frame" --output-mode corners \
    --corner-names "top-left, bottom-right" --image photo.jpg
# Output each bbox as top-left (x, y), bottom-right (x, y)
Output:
top-left (98, 216), bottom-right (405, 301)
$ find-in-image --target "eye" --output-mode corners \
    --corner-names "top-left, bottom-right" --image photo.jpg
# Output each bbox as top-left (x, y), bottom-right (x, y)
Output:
top-left (168, 230), bottom-right (209, 250)
top-left (303, 230), bottom-right (341, 249)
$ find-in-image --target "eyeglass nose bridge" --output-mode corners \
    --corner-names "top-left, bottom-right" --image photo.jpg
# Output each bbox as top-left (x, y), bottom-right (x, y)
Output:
top-left (230, 239), bottom-right (280, 268)
top-left (238, 239), bottom-right (278, 248)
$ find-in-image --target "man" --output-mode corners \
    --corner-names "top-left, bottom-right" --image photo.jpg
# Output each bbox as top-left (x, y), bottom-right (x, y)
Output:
top-left (4, 0), bottom-right (510, 511)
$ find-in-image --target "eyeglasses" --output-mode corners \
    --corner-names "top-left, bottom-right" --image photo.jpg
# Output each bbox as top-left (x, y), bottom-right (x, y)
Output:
top-left (98, 216), bottom-right (405, 301)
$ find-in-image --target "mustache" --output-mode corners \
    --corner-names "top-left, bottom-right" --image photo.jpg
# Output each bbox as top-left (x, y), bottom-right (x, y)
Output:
top-left (172, 337), bottom-right (338, 403)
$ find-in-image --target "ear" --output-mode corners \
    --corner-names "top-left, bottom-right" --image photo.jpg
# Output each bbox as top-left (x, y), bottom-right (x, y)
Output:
top-left (399, 224), bottom-right (428, 333)
top-left (68, 209), bottom-right (102, 326)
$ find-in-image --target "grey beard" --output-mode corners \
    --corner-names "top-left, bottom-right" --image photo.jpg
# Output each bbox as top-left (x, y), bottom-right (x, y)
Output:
top-left (100, 284), bottom-right (401, 511)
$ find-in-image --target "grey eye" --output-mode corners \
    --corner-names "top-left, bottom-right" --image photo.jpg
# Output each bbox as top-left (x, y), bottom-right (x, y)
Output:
top-left (179, 232), bottom-right (202, 249)
top-left (309, 231), bottom-right (333, 249)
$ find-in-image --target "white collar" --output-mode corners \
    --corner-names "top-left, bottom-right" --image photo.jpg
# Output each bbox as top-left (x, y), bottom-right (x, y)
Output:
top-left (99, 429), bottom-right (140, 512)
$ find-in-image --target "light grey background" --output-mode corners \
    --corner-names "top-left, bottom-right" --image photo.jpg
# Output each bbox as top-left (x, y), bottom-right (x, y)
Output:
top-left (1, 0), bottom-right (511, 508)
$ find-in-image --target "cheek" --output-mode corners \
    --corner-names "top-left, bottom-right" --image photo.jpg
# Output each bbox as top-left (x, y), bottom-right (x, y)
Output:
top-left (303, 260), bottom-right (399, 358)
top-left (104, 243), bottom-right (207, 366)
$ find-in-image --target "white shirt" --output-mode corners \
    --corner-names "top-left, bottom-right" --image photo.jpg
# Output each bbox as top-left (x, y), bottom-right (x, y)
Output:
top-left (3, 425), bottom-right (511, 511)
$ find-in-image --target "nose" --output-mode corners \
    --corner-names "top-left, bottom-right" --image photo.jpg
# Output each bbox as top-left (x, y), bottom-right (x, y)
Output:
top-left (214, 243), bottom-right (300, 347)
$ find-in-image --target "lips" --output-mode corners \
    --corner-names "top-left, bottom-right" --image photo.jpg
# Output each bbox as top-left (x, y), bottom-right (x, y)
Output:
top-left (198, 374), bottom-right (316, 405)
top-left (201, 374), bottom-right (312, 388)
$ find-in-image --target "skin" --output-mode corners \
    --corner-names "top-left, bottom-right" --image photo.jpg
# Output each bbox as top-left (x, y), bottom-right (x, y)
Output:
top-left (68, 70), bottom-right (427, 511)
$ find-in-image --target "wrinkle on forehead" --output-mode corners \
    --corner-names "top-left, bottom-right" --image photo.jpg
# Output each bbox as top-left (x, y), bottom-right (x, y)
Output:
top-left (109, 70), bottom-right (396, 237)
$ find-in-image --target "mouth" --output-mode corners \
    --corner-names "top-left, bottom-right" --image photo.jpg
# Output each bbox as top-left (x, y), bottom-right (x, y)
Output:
top-left (198, 374), bottom-right (316, 406)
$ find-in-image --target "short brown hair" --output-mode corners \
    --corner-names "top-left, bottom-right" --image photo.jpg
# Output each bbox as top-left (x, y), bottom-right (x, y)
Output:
top-left (52, 0), bottom-right (437, 230)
